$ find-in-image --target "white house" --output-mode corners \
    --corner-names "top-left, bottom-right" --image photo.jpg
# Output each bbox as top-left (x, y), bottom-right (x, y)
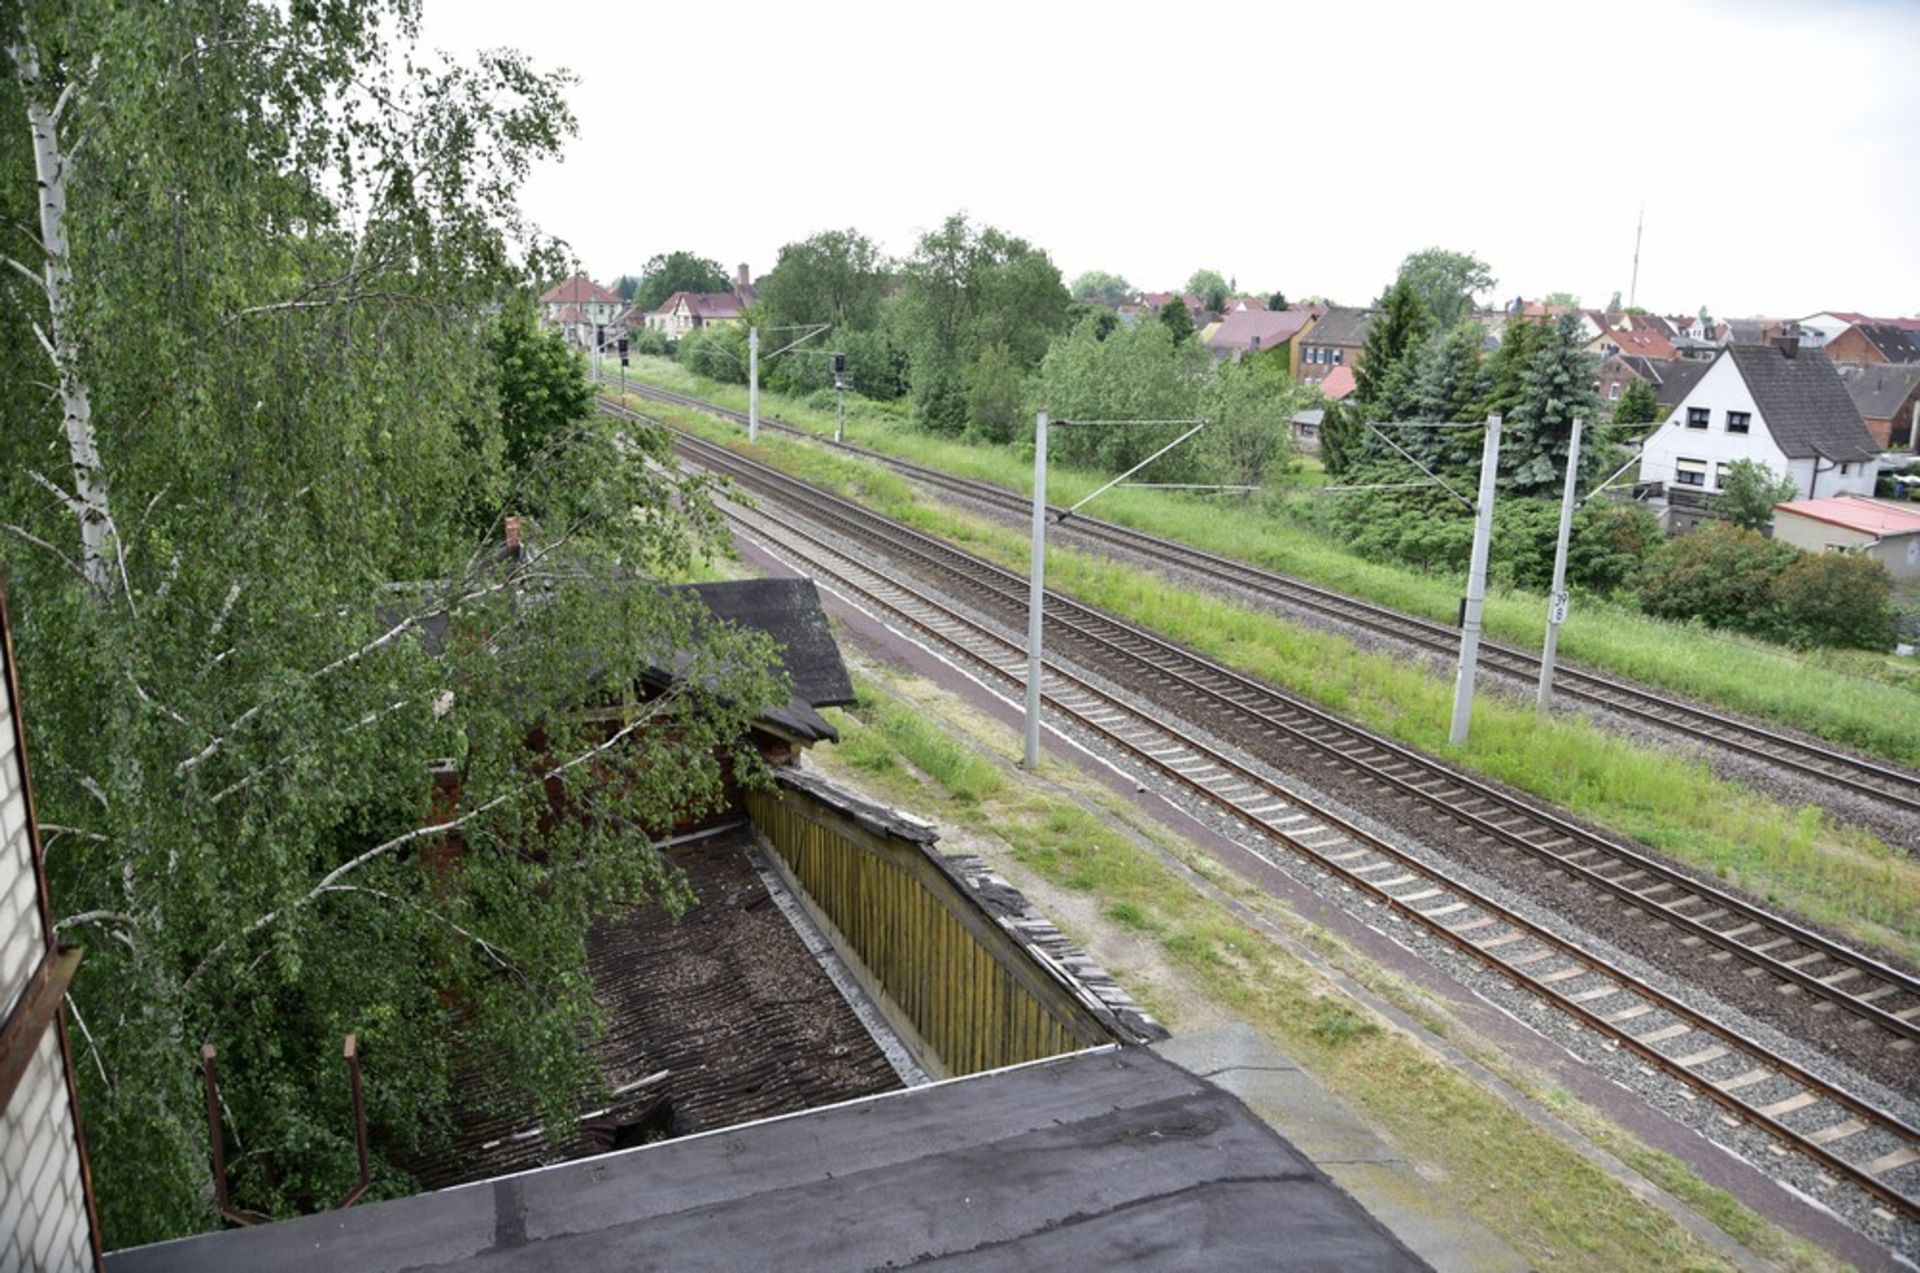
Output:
top-left (539, 275), bottom-right (624, 350)
top-left (1636, 343), bottom-right (1881, 529)
top-left (1795, 311), bottom-right (1862, 350)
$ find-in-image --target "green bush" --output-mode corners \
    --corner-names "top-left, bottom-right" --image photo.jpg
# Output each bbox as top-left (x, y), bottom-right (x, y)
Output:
top-left (675, 325), bottom-right (748, 385)
top-left (629, 326), bottom-right (669, 357)
top-left (1770, 551), bottom-right (1896, 650)
top-left (1635, 523), bottom-right (1797, 634)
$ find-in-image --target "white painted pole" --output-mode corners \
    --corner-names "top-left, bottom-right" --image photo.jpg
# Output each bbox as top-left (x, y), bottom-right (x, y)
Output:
top-left (835, 382), bottom-right (845, 445)
top-left (1449, 415), bottom-right (1503, 747)
top-left (1024, 412), bottom-right (1049, 770)
top-left (1537, 416), bottom-right (1584, 718)
top-left (748, 325), bottom-right (760, 442)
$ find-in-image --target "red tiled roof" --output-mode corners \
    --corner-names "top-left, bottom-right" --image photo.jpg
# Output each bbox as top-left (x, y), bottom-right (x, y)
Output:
top-left (541, 274), bottom-right (621, 305)
top-left (1319, 364), bottom-right (1355, 401)
top-left (1607, 327), bottom-right (1678, 360)
top-left (1206, 308), bottom-right (1313, 354)
top-left (1773, 497), bottom-right (1920, 539)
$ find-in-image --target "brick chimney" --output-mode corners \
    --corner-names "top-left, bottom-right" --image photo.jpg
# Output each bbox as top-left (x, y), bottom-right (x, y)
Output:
top-left (1774, 336), bottom-right (1798, 360)
top-left (736, 263), bottom-right (750, 292)
top-left (505, 515), bottom-right (522, 557)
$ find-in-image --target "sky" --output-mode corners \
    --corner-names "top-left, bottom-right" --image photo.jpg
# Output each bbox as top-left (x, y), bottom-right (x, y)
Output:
top-left (420, 0), bottom-right (1920, 319)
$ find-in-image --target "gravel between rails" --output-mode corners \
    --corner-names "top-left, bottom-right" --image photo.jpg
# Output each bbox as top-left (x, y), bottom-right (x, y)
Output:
top-left (719, 493), bottom-right (1920, 1262)
top-left (817, 503), bottom-right (1920, 1102)
top-left (912, 476), bottom-right (1920, 856)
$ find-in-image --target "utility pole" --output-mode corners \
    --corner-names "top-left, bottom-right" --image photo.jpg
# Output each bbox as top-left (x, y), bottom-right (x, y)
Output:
top-left (1628, 203), bottom-right (1644, 310)
top-left (1449, 415), bottom-right (1503, 747)
top-left (747, 326), bottom-right (760, 442)
top-left (1024, 412), bottom-right (1049, 770)
top-left (1537, 416), bottom-right (1584, 717)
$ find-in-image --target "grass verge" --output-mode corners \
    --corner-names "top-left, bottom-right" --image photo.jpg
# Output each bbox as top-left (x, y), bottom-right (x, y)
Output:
top-left (607, 354), bottom-right (1920, 767)
top-left (814, 665), bottom-right (1847, 1272)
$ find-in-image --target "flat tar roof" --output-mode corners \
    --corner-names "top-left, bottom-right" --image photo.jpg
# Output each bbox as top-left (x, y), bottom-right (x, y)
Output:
top-left (107, 1046), bottom-right (1424, 1271)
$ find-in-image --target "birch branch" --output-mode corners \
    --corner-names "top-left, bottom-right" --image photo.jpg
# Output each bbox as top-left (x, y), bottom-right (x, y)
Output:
top-left (187, 692), bottom-right (679, 986)
top-left (317, 884), bottom-right (519, 972)
top-left (3, 254), bottom-right (45, 290)
top-left (1, 523), bottom-right (87, 581)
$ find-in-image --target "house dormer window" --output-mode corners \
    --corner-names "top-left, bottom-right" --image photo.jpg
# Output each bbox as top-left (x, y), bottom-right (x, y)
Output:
top-left (1686, 407), bottom-right (1710, 429)
top-left (1726, 411), bottom-right (1750, 434)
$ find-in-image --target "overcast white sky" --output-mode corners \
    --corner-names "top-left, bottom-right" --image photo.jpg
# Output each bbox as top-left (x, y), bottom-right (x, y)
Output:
top-left (420, 0), bottom-right (1920, 319)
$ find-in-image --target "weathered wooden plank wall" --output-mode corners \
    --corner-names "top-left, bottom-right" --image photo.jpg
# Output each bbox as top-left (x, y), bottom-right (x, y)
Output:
top-left (747, 788), bottom-right (1111, 1076)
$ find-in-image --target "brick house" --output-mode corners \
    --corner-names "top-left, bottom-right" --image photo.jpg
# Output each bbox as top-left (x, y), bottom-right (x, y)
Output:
top-left (1822, 321), bottom-right (1920, 367)
top-left (1838, 362), bottom-right (1920, 448)
top-left (1596, 353), bottom-right (1706, 411)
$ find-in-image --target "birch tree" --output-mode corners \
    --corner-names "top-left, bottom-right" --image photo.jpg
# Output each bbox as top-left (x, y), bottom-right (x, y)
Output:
top-left (3, 1), bottom-right (783, 1245)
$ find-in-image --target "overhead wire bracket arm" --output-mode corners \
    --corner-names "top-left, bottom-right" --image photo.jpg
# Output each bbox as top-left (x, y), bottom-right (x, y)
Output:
top-left (1054, 421), bottom-right (1207, 525)
top-left (1363, 421), bottom-right (1477, 513)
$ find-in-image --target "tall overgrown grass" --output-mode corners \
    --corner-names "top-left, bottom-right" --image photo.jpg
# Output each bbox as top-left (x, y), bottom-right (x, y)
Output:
top-left (605, 355), bottom-right (1920, 767)
top-left (626, 382), bottom-right (1920, 961)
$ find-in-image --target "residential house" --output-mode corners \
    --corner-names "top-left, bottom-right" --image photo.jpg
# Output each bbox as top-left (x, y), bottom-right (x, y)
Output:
top-left (1596, 353), bottom-right (1707, 411)
top-left (1297, 307), bottom-right (1374, 385)
top-left (1822, 321), bottom-right (1920, 367)
top-left (1204, 308), bottom-right (1318, 377)
top-left (1588, 323), bottom-right (1678, 364)
top-left (1796, 311), bottom-right (1871, 349)
top-left (646, 265), bottom-right (759, 341)
top-left (540, 275), bottom-right (624, 350)
top-left (1838, 362), bottom-right (1920, 448)
top-left (1771, 496), bottom-right (1920, 581)
top-left (1636, 343), bottom-right (1882, 532)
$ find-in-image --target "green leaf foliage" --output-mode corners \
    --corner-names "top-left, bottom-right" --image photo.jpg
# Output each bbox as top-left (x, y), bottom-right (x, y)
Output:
top-left (632, 251), bottom-right (731, 312)
top-left (1389, 247), bottom-right (1495, 331)
top-left (3, 1), bottom-right (784, 1244)
top-left (1611, 378), bottom-right (1661, 426)
top-left (1715, 458), bottom-right (1797, 532)
top-left (895, 214), bottom-right (1071, 433)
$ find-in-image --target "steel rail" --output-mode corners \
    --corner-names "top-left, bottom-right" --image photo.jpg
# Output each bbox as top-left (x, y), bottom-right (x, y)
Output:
top-left (664, 419), bottom-right (1920, 1048)
top-left (669, 432), bottom-right (1920, 1226)
top-left (597, 374), bottom-right (1920, 817)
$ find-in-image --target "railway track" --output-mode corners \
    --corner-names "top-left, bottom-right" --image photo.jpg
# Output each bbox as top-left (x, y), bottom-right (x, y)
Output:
top-left (597, 373), bottom-right (1920, 821)
top-left (603, 396), bottom-right (1920, 1233)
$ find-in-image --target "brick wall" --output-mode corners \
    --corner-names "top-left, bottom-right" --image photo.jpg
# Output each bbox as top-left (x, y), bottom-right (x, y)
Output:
top-left (0, 619), bottom-right (98, 1271)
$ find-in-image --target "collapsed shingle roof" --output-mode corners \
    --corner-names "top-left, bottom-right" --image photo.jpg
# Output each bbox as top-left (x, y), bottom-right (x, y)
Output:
top-left (1725, 345), bottom-right (1880, 463)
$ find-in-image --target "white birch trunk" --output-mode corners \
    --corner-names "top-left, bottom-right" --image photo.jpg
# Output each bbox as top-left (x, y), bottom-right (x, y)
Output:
top-left (15, 39), bottom-right (113, 593)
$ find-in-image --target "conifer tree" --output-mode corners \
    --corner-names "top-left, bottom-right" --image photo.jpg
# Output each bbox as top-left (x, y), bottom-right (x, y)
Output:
top-left (1353, 279), bottom-right (1429, 419)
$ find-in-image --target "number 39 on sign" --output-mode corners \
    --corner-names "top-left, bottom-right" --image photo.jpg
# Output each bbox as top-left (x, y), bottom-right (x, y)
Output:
top-left (1548, 591), bottom-right (1570, 626)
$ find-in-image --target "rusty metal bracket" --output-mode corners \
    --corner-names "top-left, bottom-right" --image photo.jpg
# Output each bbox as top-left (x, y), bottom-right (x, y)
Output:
top-left (336, 1034), bottom-right (371, 1209)
top-left (200, 1033), bottom-right (371, 1225)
